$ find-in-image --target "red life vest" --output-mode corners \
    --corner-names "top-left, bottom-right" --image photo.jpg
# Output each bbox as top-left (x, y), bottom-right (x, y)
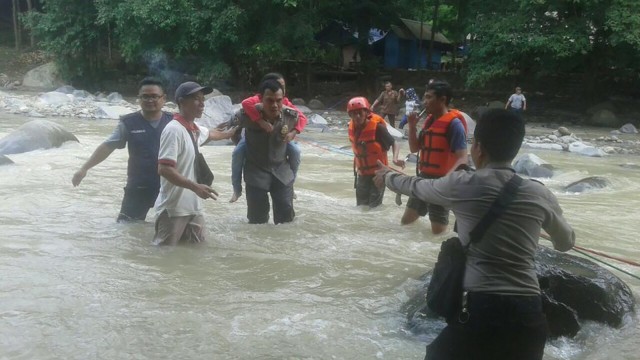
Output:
top-left (349, 114), bottom-right (389, 176)
top-left (418, 109), bottom-right (467, 177)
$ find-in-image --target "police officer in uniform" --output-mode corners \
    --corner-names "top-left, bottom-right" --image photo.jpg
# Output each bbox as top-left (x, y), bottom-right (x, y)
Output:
top-left (240, 79), bottom-right (299, 224)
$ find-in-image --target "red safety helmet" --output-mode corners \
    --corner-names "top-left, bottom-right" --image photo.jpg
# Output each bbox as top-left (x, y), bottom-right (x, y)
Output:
top-left (347, 97), bottom-right (371, 113)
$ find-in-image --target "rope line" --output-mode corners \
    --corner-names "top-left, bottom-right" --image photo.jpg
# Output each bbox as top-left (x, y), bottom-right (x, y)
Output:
top-left (570, 247), bottom-right (640, 281)
top-left (540, 233), bottom-right (640, 268)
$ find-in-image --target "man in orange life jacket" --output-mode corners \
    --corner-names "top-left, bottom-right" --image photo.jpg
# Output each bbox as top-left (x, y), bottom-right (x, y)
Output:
top-left (402, 80), bottom-right (468, 233)
top-left (348, 96), bottom-right (405, 208)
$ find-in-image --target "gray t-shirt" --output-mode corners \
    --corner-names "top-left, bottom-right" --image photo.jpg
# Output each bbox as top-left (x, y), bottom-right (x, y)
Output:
top-left (385, 164), bottom-right (575, 295)
top-left (508, 94), bottom-right (526, 109)
top-left (104, 112), bottom-right (164, 149)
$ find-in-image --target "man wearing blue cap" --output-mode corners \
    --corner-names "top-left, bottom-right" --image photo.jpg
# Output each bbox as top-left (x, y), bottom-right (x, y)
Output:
top-left (152, 81), bottom-right (236, 245)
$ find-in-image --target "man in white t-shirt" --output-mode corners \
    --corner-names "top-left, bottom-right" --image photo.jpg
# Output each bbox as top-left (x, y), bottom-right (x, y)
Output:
top-left (153, 81), bottom-right (235, 245)
top-left (505, 86), bottom-right (526, 114)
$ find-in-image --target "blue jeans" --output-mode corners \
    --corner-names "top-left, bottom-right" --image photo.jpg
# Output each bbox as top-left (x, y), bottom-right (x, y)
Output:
top-left (399, 115), bottom-right (409, 129)
top-left (231, 138), bottom-right (301, 194)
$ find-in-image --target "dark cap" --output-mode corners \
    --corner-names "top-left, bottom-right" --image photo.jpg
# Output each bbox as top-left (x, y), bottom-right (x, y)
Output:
top-left (174, 81), bottom-right (213, 102)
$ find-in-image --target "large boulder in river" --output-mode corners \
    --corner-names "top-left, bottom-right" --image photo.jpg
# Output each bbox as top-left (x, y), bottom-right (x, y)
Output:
top-left (404, 246), bottom-right (635, 339)
top-left (0, 120), bottom-right (78, 155)
top-left (22, 62), bottom-right (64, 89)
top-left (0, 154), bottom-right (14, 166)
top-left (513, 153), bottom-right (554, 178)
top-left (564, 176), bottom-right (611, 193)
top-left (197, 95), bottom-right (237, 129)
top-left (619, 123), bottom-right (638, 134)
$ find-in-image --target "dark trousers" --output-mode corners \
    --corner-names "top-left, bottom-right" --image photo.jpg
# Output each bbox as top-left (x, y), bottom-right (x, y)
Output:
top-left (246, 179), bottom-right (294, 224)
top-left (355, 174), bottom-right (385, 208)
top-left (426, 293), bottom-right (548, 360)
top-left (384, 113), bottom-right (396, 128)
top-left (117, 186), bottom-right (158, 222)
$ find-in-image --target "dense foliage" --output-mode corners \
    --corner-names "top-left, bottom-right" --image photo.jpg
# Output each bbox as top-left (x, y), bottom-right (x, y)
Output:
top-left (20, 0), bottom-right (640, 91)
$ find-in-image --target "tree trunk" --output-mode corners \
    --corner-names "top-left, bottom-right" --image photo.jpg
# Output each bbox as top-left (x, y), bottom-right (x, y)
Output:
top-left (12, 0), bottom-right (21, 51)
top-left (427, 0), bottom-right (440, 70)
top-left (26, 0), bottom-right (34, 47)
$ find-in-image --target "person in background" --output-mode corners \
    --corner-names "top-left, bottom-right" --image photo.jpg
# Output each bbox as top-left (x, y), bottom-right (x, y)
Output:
top-left (240, 79), bottom-right (299, 224)
top-left (229, 72), bottom-right (307, 203)
top-left (371, 81), bottom-right (405, 128)
top-left (505, 86), bottom-right (527, 114)
top-left (347, 96), bottom-right (404, 208)
top-left (153, 81), bottom-right (235, 245)
top-left (398, 87), bottom-right (422, 129)
top-left (72, 77), bottom-right (173, 222)
top-left (402, 80), bottom-right (468, 234)
top-left (374, 108), bottom-right (575, 360)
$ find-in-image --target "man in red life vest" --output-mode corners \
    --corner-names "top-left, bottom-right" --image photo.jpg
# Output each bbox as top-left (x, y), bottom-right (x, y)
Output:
top-left (348, 96), bottom-right (404, 208)
top-left (403, 81), bottom-right (468, 233)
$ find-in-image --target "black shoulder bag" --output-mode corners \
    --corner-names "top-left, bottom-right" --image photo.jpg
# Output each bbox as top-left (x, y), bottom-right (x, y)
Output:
top-left (187, 128), bottom-right (214, 186)
top-left (426, 174), bottom-right (523, 322)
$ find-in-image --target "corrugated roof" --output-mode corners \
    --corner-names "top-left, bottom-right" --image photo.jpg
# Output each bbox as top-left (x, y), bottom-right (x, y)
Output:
top-left (396, 18), bottom-right (451, 44)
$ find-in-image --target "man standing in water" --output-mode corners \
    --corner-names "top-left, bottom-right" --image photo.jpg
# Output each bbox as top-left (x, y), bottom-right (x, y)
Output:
top-left (72, 77), bottom-right (173, 222)
top-left (347, 96), bottom-right (404, 208)
top-left (153, 81), bottom-right (235, 245)
top-left (402, 80), bottom-right (468, 233)
top-left (229, 72), bottom-right (307, 203)
top-left (505, 86), bottom-right (527, 114)
top-left (371, 81), bottom-right (405, 128)
top-left (241, 79), bottom-right (299, 224)
top-left (375, 109), bottom-right (575, 360)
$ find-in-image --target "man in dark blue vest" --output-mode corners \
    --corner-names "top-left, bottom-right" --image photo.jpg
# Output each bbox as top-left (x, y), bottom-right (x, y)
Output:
top-left (72, 77), bottom-right (173, 222)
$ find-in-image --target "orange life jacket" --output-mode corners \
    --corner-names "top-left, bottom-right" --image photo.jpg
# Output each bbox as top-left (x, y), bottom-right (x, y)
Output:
top-left (349, 114), bottom-right (389, 176)
top-left (418, 109), bottom-right (467, 177)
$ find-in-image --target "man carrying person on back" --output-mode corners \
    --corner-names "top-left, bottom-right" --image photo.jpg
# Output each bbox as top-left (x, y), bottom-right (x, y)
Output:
top-left (375, 108), bottom-right (575, 360)
top-left (240, 79), bottom-right (300, 224)
top-left (229, 72), bottom-right (307, 203)
top-left (402, 80), bottom-right (468, 233)
top-left (72, 77), bottom-right (173, 222)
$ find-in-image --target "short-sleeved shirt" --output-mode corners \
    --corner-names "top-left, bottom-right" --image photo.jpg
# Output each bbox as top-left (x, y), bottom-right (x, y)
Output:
top-left (376, 90), bottom-right (400, 115)
top-left (154, 119), bottom-right (210, 217)
top-left (508, 94), bottom-right (526, 109)
top-left (104, 112), bottom-right (164, 149)
top-left (375, 123), bottom-right (395, 151)
top-left (447, 118), bottom-right (468, 153)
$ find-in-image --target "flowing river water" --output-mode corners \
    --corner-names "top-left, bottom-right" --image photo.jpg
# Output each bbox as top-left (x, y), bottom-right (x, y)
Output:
top-left (0, 112), bottom-right (639, 360)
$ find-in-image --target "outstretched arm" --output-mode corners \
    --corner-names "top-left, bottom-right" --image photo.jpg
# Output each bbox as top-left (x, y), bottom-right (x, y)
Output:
top-left (72, 143), bottom-right (116, 186)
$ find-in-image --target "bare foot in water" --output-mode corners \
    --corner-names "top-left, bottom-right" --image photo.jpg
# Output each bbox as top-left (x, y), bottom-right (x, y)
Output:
top-left (229, 192), bottom-right (242, 203)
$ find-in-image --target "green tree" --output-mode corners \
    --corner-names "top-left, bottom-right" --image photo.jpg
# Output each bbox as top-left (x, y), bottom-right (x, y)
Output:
top-left (463, 0), bottom-right (640, 94)
top-left (24, 0), bottom-right (106, 82)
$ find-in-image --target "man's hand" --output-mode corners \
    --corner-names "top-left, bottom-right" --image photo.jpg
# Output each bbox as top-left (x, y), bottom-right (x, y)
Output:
top-left (374, 160), bottom-right (392, 189)
top-left (258, 119), bottom-right (273, 133)
top-left (72, 169), bottom-right (87, 187)
top-left (283, 130), bottom-right (297, 143)
top-left (192, 183), bottom-right (219, 200)
top-left (407, 112), bottom-right (420, 127)
top-left (393, 158), bottom-right (406, 168)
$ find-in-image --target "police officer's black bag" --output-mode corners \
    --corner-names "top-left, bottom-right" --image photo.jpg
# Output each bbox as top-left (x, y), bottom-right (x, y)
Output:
top-left (194, 153), bottom-right (214, 186)
top-left (426, 236), bottom-right (467, 322)
top-left (426, 174), bottom-right (523, 322)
